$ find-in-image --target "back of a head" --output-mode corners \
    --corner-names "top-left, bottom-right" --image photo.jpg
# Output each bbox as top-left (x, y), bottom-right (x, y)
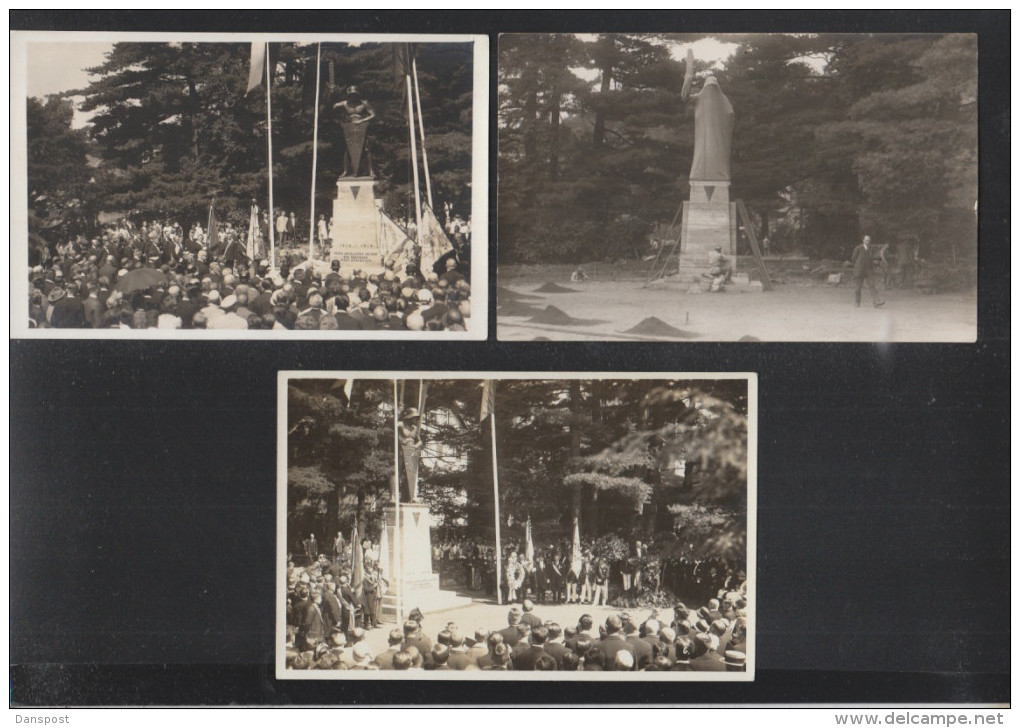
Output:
top-left (584, 646), bottom-right (604, 667)
top-left (547, 623), bottom-right (563, 641)
top-left (474, 628), bottom-right (489, 645)
top-left (491, 643), bottom-right (510, 667)
top-left (437, 629), bottom-right (452, 646)
top-left (560, 652), bottom-right (581, 671)
top-left (530, 625), bottom-right (549, 646)
top-left (522, 598), bottom-right (534, 613)
top-left (507, 608), bottom-right (521, 626)
top-left (392, 651), bottom-right (412, 670)
top-left (449, 630), bottom-right (465, 648)
top-left (575, 638), bottom-right (592, 656)
top-left (534, 654), bottom-right (557, 671)
top-left (431, 643), bottom-right (450, 666)
top-left (652, 655), bottom-right (673, 672)
top-left (605, 614), bottom-right (622, 634)
top-left (579, 614), bottom-right (594, 631)
top-left (388, 629), bottom-right (404, 646)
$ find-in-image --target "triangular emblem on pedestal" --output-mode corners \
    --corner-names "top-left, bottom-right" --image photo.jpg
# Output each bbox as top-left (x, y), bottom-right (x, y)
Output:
top-left (412, 512), bottom-right (420, 527)
top-left (351, 186), bottom-right (361, 200)
top-left (705, 185), bottom-right (716, 203)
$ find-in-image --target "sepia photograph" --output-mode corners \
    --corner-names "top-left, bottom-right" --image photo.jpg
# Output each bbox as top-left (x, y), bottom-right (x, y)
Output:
top-left (11, 32), bottom-right (488, 338)
top-left (497, 33), bottom-right (978, 342)
top-left (277, 372), bottom-right (756, 680)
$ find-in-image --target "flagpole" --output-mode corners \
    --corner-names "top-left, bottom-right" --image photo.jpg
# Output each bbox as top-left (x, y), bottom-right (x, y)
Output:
top-left (405, 62), bottom-right (423, 247)
top-left (308, 43), bottom-right (322, 266)
top-left (490, 386), bottom-right (503, 605)
top-left (206, 197), bottom-right (215, 261)
top-left (411, 57), bottom-right (434, 211)
top-left (265, 42), bottom-right (276, 269)
top-left (393, 379), bottom-right (403, 624)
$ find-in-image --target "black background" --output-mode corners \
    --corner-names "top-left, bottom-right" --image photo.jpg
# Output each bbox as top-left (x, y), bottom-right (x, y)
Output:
top-left (10, 10), bottom-right (1010, 705)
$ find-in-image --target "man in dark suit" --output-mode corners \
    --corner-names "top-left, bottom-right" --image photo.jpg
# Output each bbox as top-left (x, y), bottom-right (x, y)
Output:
top-left (297, 590), bottom-right (326, 650)
top-left (402, 619), bottom-right (434, 669)
top-left (498, 608), bottom-right (524, 647)
top-left (303, 533), bottom-right (319, 565)
top-left (514, 625), bottom-right (551, 671)
top-left (542, 623), bottom-right (571, 668)
top-left (320, 583), bottom-right (342, 635)
top-left (597, 615), bottom-right (636, 671)
top-left (690, 632), bottom-right (726, 672)
top-left (520, 599), bottom-right (543, 629)
top-left (372, 629), bottom-right (405, 670)
top-left (475, 632), bottom-right (505, 670)
top-left (446, 630), bottom-right (477, 670)
top-left (851, 234), bottom-right (885, 308)
top-left (566, 614), bottom-right (598, 652)
top-left (337, 575), bottom-right (358, 635)
top-left (622, 614), bottom-right (653, 669)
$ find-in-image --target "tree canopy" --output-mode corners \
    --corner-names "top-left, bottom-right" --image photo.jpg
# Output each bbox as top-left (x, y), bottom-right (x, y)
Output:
top-left (28, 41), bottom-right (474, 235)
top-left (498, 32), bottom-right (977, 263)
top-left (286, 377), bottom-right (750, 564)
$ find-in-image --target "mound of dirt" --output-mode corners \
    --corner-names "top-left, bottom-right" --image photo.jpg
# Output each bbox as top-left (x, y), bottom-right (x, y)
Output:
top-left (533, 282), bottom-right (578, 293)
top-left (528, 306), bottom-right (590, 326)
top-left (498, 286), bottom-right (541, 301)
top-left (498, 300), bottom-right (543, 317)
top-left (622, 317), bottom-right (698, 338)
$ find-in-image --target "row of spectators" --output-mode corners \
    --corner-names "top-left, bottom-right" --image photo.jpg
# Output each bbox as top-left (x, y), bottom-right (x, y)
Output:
top-left (28, 217), bottom-right (470, 331)
top-left (285, 596), bottom-right (749, 673)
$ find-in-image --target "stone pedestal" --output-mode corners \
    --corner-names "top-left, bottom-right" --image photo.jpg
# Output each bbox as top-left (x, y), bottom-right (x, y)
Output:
top-left (380, 503), bottom-right (470, 619)
top-left (677, 181), bottom-right (737, 290)
top-left (330, 177), bottom-right (381, 274)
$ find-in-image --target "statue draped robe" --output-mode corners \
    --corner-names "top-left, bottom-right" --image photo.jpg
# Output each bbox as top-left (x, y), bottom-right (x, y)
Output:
top-left (689, 80), bottom-right (734, 182)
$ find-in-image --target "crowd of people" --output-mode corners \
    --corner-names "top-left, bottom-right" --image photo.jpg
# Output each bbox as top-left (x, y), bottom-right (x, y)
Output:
top-left (285, 595), bottom-right (749, 673)
top-left (27, 212), bottom-right (471, 331)
top-left (431, 536), bottom-right (746, 610)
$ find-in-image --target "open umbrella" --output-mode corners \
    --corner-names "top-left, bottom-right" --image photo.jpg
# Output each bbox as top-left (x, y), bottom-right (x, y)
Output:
top-left (116, 267), bottom-right (167, 293)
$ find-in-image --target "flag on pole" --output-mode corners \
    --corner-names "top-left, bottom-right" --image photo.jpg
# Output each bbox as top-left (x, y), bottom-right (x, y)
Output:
top-left (393, 43), bottom-right (414, 83)
top-left (247, 43), bottom-right (266, 94)
top-left (525, 517), bottom-right (535, 564)
top-left (480, 380), bottom-right (495, 421)
top-left (351, 521), bottom-right (364, 598)
top-left (206, 201), bottom-right (218, 257)
top-left (245, 203), bottom-right (259, 261)
top-left (570, 518), bottom-right (582, 576)
top-left (378, 518), bottom-right (390, 586)
top-left (328, 379), bottom-right (355, 405)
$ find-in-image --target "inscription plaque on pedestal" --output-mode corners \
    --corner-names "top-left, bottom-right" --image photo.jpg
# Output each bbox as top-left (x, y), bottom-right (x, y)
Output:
top-left (330, 177), bottom-right (381, 274)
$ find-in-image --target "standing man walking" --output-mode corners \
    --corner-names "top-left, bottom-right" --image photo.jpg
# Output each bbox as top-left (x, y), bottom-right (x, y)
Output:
top-left (851, 235), bottom-right (886, 308)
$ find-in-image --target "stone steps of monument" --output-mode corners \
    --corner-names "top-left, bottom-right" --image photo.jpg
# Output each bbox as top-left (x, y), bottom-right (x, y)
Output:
top-left (380, 586), bottom-right (473, 617)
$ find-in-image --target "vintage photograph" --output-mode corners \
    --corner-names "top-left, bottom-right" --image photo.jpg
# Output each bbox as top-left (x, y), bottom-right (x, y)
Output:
top-left (11, 32), bottom-right (488, 338)
top-left (277, 372), bottom-right (756, 680)
top-left (497, 33), bottom-right (977, 342)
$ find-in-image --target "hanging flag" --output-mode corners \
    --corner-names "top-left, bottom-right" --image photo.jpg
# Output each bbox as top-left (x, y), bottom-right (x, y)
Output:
top-left (350, 521), bottom-right (364, 599)
top-left (421, 203), bottom-right (455, 272)
top-left (392, 43), bottom-right (414, 83)
top-left (525, 517), bottom-right (535, 564)
top-left (570, 518), bottom-right (582, 576)
top-left (247, 43), bottom-right (266, 94)
top-left (378, 518), bottom-right (390, 587)
top-left (245, 203), bottom-right (259, 261)
top-left (206, 202), bottom-right (218, 257)
top-left (480, 380), bottom-right (495, 422)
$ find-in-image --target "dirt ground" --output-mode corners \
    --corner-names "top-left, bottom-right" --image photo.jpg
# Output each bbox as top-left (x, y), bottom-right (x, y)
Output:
top-left (497, 276), bottom-right (977, 343)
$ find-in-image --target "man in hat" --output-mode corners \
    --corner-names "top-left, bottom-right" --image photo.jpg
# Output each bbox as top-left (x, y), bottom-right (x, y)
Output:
top-left (520, 599), bottom-right (543, 630)
top-left (707, 246), bottom-right (732, 291)
top-left (48, 286), bottom-right (86, 328)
